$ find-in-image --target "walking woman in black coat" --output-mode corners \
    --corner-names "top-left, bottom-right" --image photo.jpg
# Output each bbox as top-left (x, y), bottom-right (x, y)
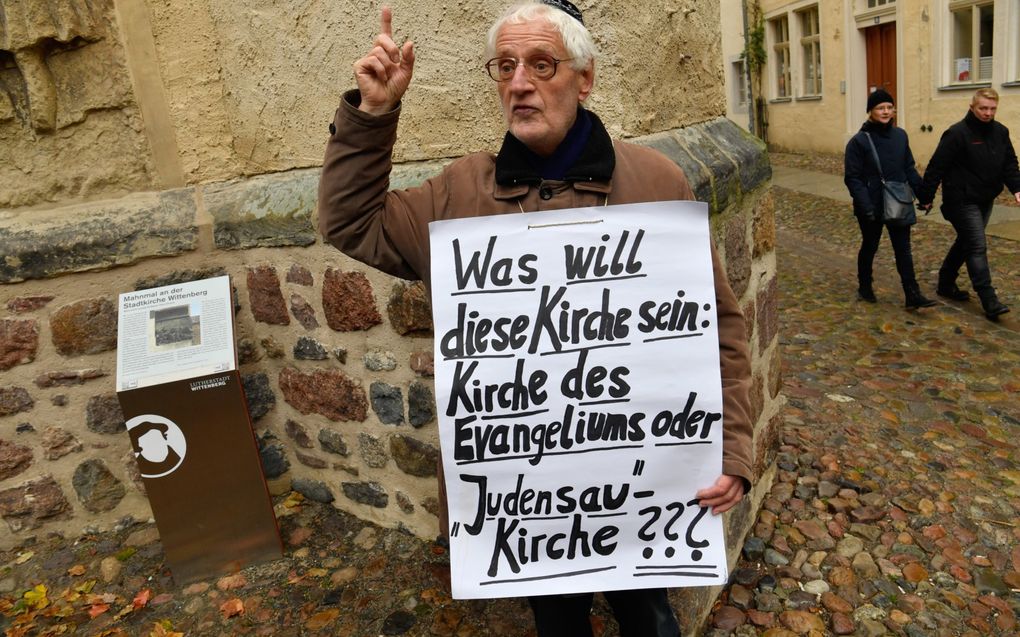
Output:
top-left (844, 89), bottom-right (936, 309)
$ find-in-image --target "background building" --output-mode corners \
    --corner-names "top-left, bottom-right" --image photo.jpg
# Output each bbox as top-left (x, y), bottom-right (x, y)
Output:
top-left (723, 0), bottom-right (1020, 158)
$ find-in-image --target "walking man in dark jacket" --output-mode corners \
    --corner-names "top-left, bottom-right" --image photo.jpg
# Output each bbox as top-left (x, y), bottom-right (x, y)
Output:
top-left (918, 88), bottom-right (1020, 320)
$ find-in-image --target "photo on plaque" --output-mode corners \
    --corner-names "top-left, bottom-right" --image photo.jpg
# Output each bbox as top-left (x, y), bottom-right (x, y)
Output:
top-left (149, 302), bottom-right (202, 351)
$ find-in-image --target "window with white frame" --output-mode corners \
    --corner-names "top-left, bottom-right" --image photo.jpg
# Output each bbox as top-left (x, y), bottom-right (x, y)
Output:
top-left (771, 16), bottom-right (791, 98)
top-left (732, 59), bottom-right (749, 108)
top-left (950, 1), bottom-right (994, 83)
top-left (799, 6), bottom-right (822, 95)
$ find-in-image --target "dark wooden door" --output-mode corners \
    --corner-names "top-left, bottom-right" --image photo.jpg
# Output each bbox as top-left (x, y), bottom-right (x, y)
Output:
top-left (865, 22), bottom-right (897, 104)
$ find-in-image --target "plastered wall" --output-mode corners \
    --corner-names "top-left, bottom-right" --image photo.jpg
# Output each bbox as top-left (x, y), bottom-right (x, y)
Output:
top-left (2, 0), bottom-right (728, 209)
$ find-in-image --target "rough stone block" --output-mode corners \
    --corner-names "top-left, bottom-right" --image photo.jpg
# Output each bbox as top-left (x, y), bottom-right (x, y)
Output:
top-left (724, 215), bottom-right (751, 300)
top-left (279, 367), bottom-right (367, 422)
top-left (359, 433), bottom-right (389, 468)
top-left (768, 350), bottom-right (782, 400)
top-left (286, 264), bottom-right (313, 286)
top-left (0, 439), bottom-right (33, 481)
top-left (292, 478), bottom-right (334, 504)
top-left (342, 481), bottom-right (388, 508)
top-left (753, 412), bottom-right (783, 482)
top-left (205, 170), bottom-right (318, 249)
top-left (246, 265), bottom-right (289, 325)
top-left (72, 459), bottom-right (126, 512)
top-left (34, 369), bottom-right (106, 388)
top-left (0, 319), bottom-right (38, 370)
top-left (290, 294), bottom-right (319, 330)
top-left (370, 382), bottom-right (404, 425)
top-left (257, 434), bottom-right (290, 479)
top-left (242, 372), bottom-right (276, 421)
top-left (752, 189), bottom-right (776, 259)
top-left (294, 336), bottom-right (328, 360)
top-left (296, 451), bottom-right (328, 469)
top-left (702, 118), bottom-right (771, 195)
top-left (284, 419), bottom-right (313, 449)
top-left (6, 296), bottom-right (55, 313)
top-left (322, 268), bottom-right (382, 332)
top-left (50, 298), bottom-right (117, 356)
top-left (637, 132), bottom-right (713, 205)
top-left (41, 426), bottom-right (83, 460)
top-left (134, 267), bottom-right (229, 292)
top-left (756, 275), bottom-right (779, 353)
top-left (390, 435), bottom-right (439, 478)
top-left (741, 299), bottom-right (756, 348)
top-left (86, 393), bottom-right (125, 434)
top-left (408, 382), bottom-right (435, 428)
top-left (410, 351), bottom-right (434, 377)
top-left (318, 428), bottom-right (350, 456)
top-left (364, 349), bottom-right (397, 372)
top-left (0, 386), bottom-right (34, 418)
top-left (0, 190), bottom-right (198, 283)
top-left (395, 491), bottom-right (415, 514)
top-left (674, 125), bottom-right (739, 213)
top-left (0, 476), bottom-right (71, 531)
top-left (387, 281), bottom-right (433, 335)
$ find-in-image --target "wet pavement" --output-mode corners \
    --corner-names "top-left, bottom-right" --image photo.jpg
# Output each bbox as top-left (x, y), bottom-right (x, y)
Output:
top-left (2, 155), bottom-right (1019, 636)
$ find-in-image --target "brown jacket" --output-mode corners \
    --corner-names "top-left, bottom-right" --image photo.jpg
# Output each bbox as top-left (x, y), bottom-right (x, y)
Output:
top-left (319, 91), bottom-right (754, 491)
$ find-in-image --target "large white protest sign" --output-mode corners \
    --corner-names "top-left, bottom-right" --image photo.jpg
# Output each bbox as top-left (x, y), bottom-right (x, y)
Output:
top-left (429, 201), bottom-right (730, 599)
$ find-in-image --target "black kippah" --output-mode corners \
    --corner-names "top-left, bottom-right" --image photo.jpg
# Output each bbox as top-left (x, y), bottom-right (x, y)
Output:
top-left (541, 0), bottom-right (584, 24)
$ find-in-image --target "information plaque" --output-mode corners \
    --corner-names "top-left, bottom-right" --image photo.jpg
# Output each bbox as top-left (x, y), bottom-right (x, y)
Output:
top-left (116, 276), bottom-right (282, 583)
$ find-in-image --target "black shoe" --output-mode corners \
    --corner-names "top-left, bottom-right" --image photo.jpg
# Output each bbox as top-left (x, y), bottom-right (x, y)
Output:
top-left (905, 288), bottom-right (938, 309)
top-left (858, 286), bottom-right (877, 303)
top-left (936, 284), bottom-right (970, 301)
top-left (983, 300), bottom-right (1010, 321)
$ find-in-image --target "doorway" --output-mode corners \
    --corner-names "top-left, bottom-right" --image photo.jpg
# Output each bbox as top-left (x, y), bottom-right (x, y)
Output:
top-left (865, 22), bottom-right (897, 103)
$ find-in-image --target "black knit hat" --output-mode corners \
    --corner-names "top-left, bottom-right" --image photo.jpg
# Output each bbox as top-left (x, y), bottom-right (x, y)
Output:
top-left (866, 88), bottom-right (894, 112)
top-left (541, 0), bottom-right (584, 24)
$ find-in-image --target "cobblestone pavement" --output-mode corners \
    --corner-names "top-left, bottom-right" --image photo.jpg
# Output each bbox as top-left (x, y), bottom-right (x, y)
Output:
top-left (704, 185), bottom-right (1019, 635)
top-left (2, 170), bottom-right (1018, 637)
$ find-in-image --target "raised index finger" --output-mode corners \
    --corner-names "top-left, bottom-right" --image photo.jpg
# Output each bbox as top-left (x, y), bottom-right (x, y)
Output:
top-left (380, 6), bottom-right (393, 38)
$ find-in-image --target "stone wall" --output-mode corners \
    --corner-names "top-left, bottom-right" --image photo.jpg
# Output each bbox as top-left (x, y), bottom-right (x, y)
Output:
top-left (0, 118), bottom-right (779, 582)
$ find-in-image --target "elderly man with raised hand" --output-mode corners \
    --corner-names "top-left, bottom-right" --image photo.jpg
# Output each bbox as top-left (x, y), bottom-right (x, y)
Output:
top-left (318, 2), bottom-right (753, 634)
top-left (919, 88), bottom-right (1020, 321)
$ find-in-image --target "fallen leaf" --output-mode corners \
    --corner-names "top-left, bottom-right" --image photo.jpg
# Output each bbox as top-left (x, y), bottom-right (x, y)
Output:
top-left (23, 584), bottom-right (49, 610)
top-left (305, 608), bottom-right (340, 630)
top-left (148, 622), bottom-right (184, 637)
top-left (67, 565), bottom-right (87, 577)
top-left (114, 548), bottom-right (137, 562)
top-left (4, 625), bottom-right (36, 637)
top-left (133, 588), bottom-right (153, 609)
top-left (305, 568), bottom-right (329, 578)
top-left (15, 551), bottom-right (35, 565)
top-left (88, 603), bottom-right (110, 618)
top-left (283, 491), bottom-right (305, 508)
top-left (219, 597), bottom-right (244, 619)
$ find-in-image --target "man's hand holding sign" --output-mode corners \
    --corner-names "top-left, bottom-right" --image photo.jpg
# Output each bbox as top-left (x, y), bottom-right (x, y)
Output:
top-left (318, 2), bottom-right (753, 634)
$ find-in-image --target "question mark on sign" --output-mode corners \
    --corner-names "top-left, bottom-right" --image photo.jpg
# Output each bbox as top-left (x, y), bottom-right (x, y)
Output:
top-left (684, 498), bottom-right (710, 561)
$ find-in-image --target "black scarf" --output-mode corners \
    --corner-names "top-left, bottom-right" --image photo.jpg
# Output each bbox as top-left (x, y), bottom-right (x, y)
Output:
top-left (495, 108), bottom-right (615, 186)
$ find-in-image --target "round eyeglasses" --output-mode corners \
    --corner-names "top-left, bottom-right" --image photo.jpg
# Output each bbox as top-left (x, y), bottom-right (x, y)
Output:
top-left (485, 54), bottom-right (574, 82)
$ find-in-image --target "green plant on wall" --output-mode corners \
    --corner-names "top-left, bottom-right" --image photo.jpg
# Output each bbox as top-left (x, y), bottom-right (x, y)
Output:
top-left (741, 0), bottom-right (767, 140)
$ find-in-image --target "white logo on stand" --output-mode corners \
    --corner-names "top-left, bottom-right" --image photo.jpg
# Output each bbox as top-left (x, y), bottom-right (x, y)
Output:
top-left (126, 414), bottom-right (187, 478)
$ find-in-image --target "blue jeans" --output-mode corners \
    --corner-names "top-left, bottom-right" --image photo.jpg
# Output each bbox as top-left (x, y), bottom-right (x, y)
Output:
top-left (528, 588), bottom-right (680, 637)
top-left (856, 215), bottom-right (917, 291)
top-left (939, 202), bottom-right (996, 302)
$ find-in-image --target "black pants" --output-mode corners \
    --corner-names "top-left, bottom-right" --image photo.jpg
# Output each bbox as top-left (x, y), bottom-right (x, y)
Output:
top-left (856, 215), bottom-right (917, 291)
top-left (528, 589), bottom-right (680, 637)
top-left (939, 202), bottom-right (996, 302)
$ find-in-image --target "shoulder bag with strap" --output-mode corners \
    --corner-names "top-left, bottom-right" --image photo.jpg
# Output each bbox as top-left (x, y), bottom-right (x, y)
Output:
top-left (863, 132), bottom-right (917, 226)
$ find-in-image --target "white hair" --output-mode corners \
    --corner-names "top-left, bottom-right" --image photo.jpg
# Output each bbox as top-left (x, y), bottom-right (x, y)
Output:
top-left (486, 1), bottom-right (598, 70)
